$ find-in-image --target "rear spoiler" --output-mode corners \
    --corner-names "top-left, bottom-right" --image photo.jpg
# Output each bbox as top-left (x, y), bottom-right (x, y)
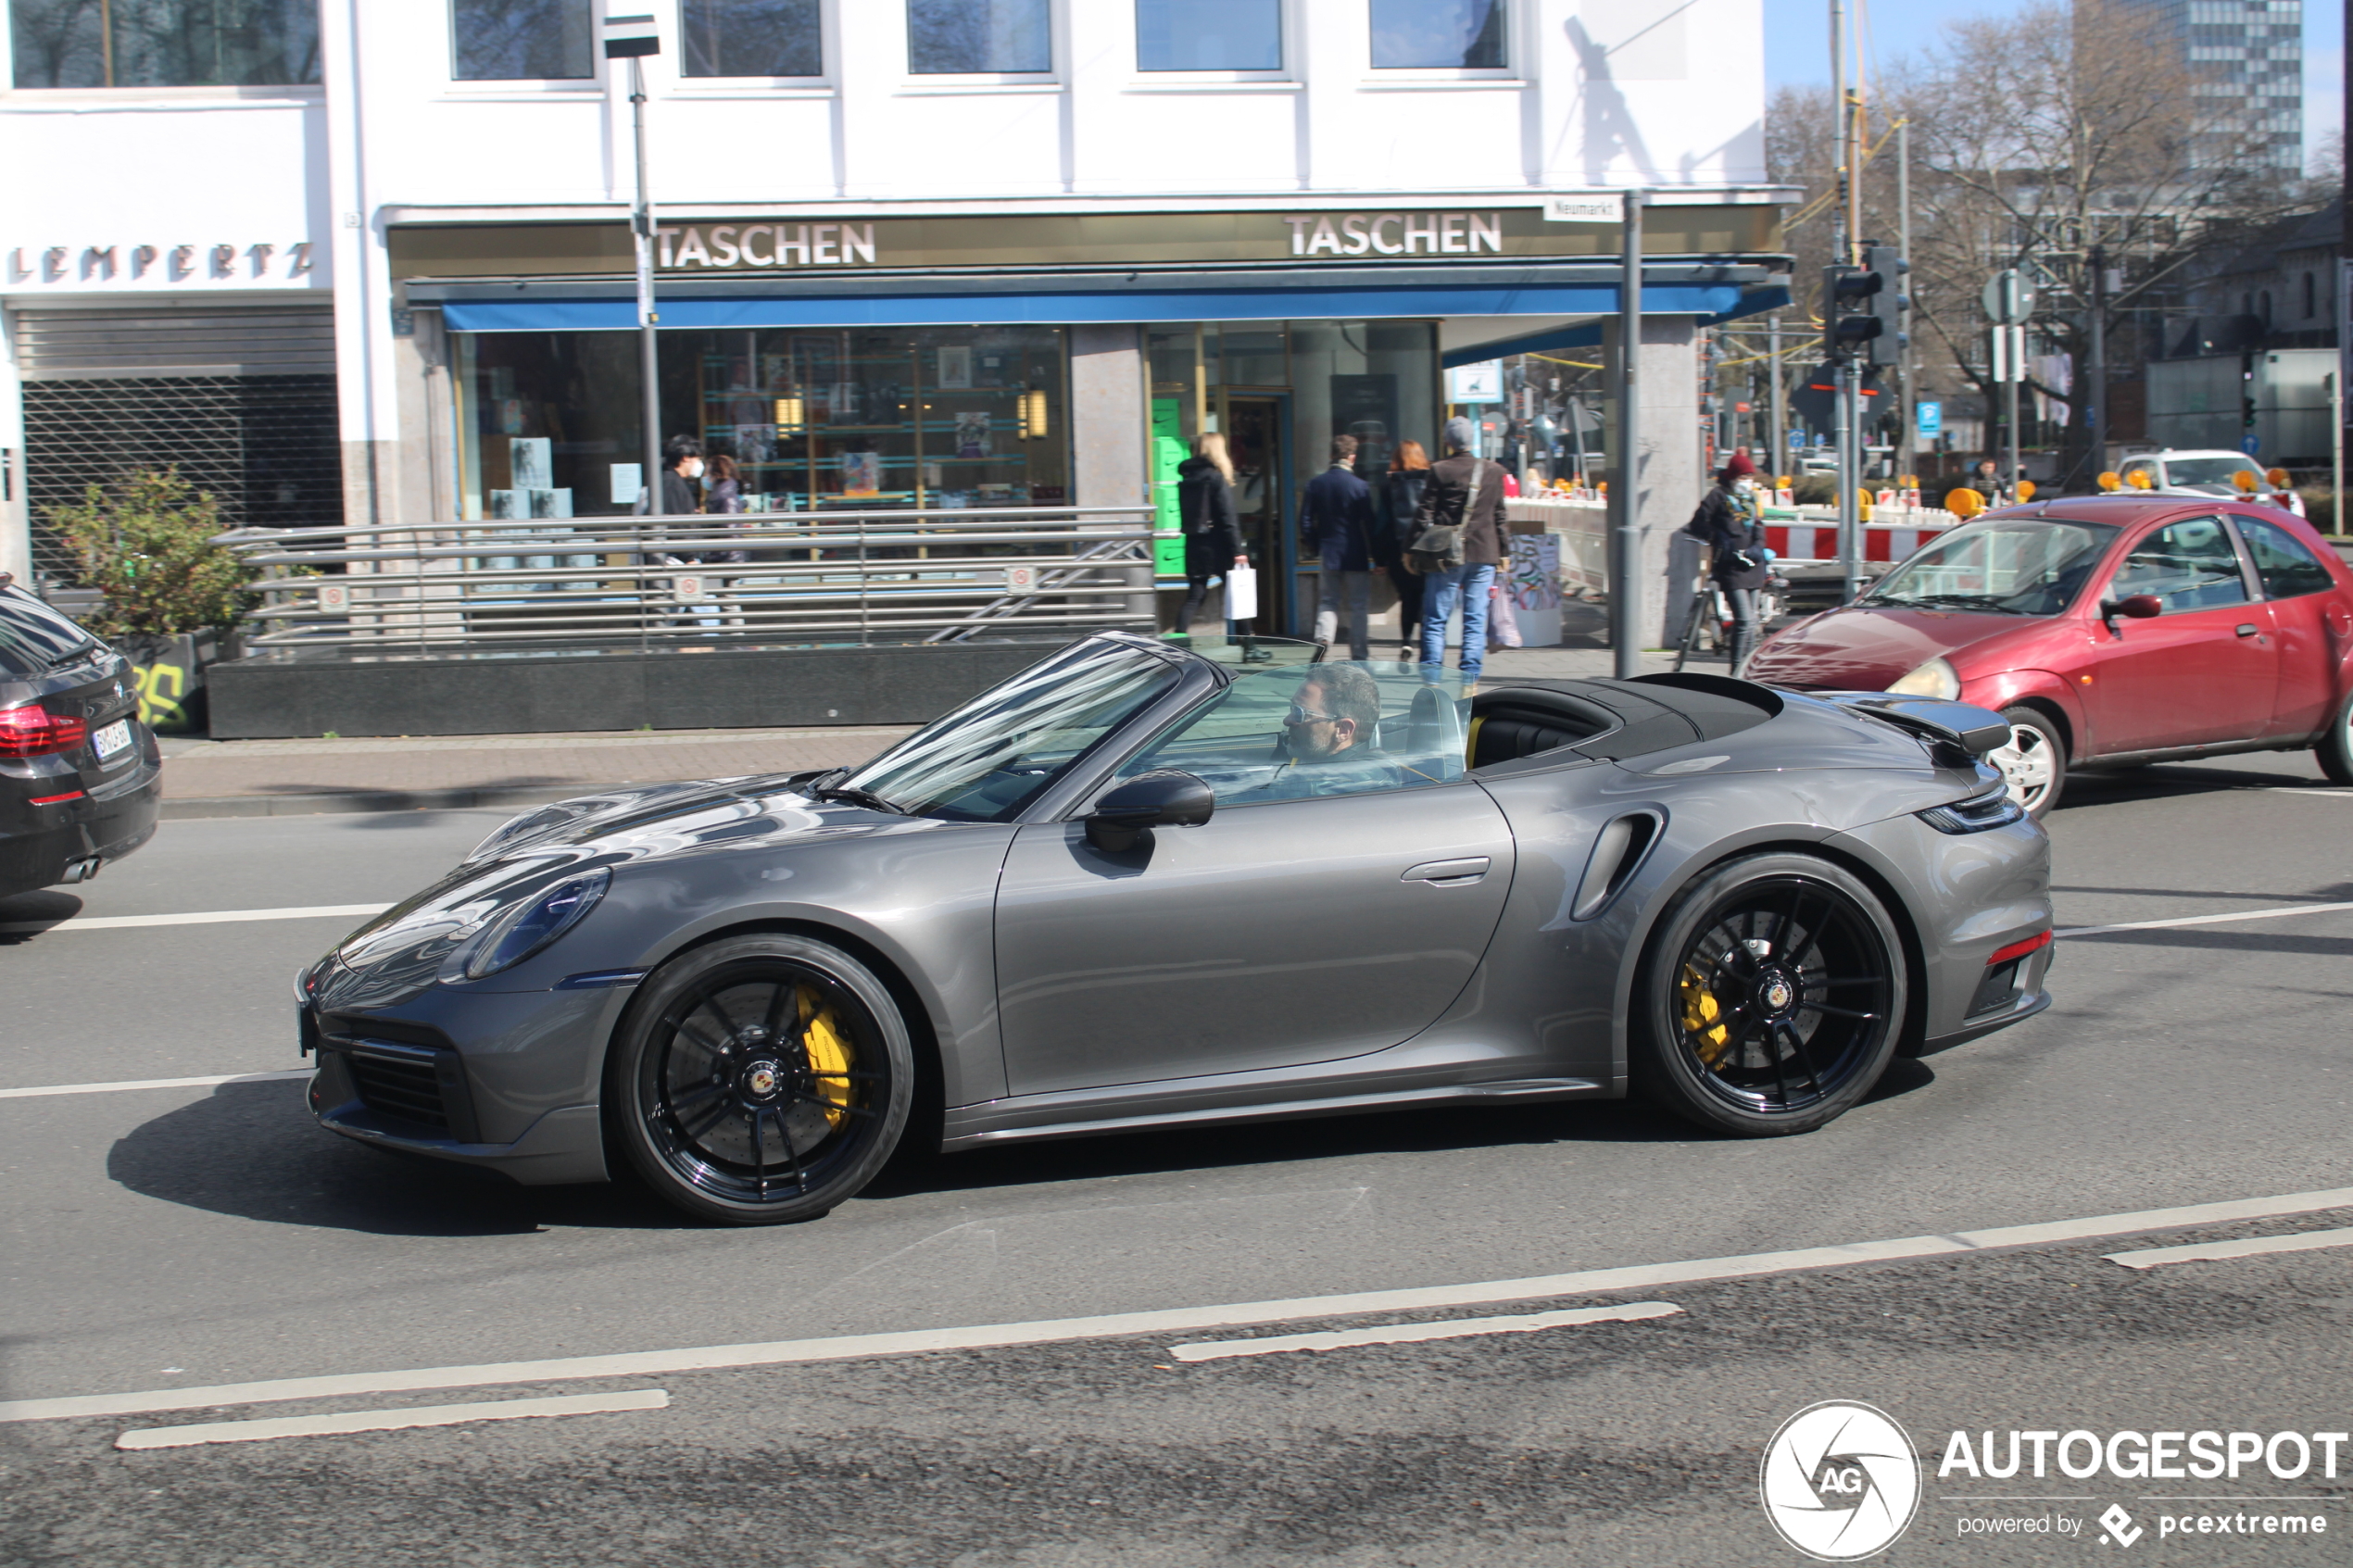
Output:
top-left (1818, 693), bottom-right (2011, 759)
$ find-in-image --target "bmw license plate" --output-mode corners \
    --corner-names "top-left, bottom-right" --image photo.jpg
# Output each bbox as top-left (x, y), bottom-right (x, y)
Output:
top-left (92, 719), bottom-right (132, 761)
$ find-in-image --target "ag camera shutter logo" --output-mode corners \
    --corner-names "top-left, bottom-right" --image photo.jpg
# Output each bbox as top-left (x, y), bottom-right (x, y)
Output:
top-left (1760, 1401), bottom-right (1921, 1560)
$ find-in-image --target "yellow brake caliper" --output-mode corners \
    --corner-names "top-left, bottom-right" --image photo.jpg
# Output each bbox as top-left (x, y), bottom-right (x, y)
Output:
top-left (1680, 962), bottom-right (1730, 1068)
top-left (798, 986), bottom-right (854, 1131)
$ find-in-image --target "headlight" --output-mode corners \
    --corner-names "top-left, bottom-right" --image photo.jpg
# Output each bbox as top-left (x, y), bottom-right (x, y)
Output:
top-left (446, 868), bottom-right (610, 982)
top-left (1887, 657), bottom-right (1961, 701)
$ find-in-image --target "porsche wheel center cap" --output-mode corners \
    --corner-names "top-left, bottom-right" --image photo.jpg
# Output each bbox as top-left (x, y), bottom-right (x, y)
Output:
top-left (1761, 975), bottom-right (1795, 1013)
top-left (743, 1060), bottom-right (783, 1099)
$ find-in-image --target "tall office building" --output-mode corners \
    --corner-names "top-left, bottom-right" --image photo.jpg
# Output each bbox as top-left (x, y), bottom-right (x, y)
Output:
top-left (2108, 0), bottom-right (2305, 170)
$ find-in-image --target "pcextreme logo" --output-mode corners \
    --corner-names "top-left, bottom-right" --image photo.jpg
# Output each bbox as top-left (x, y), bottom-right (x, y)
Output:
top-left (1760, 1401), bottom-right (1923, 1561)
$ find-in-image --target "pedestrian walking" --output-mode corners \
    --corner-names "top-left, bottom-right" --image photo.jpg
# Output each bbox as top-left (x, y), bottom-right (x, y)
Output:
top-left (1174, 433), bottom-right (1248, 638)
top-left (1376, 439), bottom-right (1433, 665)
top-left (1302, 433), bottom-right (1377, 660)
top-left (653, 435), bottom-right (704, 518)
top-left (1687, 450), bottom-right (1770, 672)
top-left (1408, 416), bottom-right (1506, 689)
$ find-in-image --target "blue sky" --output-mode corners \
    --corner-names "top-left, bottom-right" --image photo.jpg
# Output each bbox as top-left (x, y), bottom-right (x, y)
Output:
top-left (1763, 0), bottom-right (2344, 170)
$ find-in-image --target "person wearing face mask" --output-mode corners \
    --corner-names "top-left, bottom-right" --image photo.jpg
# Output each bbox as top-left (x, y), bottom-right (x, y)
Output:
top-left (655, 436), bottom-right (706, 519)
top-left (1687, 450), bottom-right (1770, 673)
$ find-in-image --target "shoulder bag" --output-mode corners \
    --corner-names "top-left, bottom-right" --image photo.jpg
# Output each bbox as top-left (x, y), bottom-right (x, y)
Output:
top-left (1406, 460), bottom-right (1483, 576)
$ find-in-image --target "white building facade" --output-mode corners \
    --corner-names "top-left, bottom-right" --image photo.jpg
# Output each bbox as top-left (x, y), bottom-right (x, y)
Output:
top-left (3, 0), bottom-right (1785, 637)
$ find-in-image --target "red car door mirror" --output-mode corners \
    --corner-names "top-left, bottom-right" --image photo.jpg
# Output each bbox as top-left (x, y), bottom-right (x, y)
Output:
top-left (2101, 594), bottom-right (2163, 621)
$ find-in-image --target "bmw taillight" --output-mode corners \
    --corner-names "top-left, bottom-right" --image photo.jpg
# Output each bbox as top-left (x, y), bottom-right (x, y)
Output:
top-left (0, 706), bottom-right (87, 759)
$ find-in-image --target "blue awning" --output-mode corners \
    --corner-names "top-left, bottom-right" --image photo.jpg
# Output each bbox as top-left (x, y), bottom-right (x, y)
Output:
top-left (440, 281), bottom-right (1765, 334)
top-left (1438, 283), bottom-right (1793, 367)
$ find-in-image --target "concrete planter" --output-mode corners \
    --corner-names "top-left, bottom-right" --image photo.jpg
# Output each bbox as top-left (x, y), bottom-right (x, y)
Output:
top-left (118, 629), bottom-right (236, 734)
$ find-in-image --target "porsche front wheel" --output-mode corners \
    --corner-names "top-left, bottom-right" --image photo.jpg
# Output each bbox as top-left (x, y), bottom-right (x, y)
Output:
top-left (1631, 855), bottom-right (1907, 1137)
top-left (609, 935), bottom-right (913, 1225)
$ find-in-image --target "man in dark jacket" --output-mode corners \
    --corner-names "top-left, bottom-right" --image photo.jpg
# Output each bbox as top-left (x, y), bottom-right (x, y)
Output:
top-left (1688, 450), bottom-right (1770, 671)
top-left (1301, 433), bottom-right (1377, 659)
top-left (1412, 416), bottom-right (1508, 688)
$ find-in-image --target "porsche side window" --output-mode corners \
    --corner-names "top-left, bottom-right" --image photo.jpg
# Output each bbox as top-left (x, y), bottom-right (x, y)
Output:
top-left (2108, 518), bottom-right (2250, 611)
top-left (2233, 516), bottom-right (2335, 599)
top-left (840, 642), bottom-right (1177, 822)
top-left (1113, 660), bottom-right (1469, 805)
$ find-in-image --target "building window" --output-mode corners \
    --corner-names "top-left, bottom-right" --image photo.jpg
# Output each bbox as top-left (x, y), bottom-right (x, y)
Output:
top-left (907, 0), bottom-right (1049, 74)
top-left (10, 0), bottom-right (321, 88)
top-left (682, 0), bottom-right (821, 77)
top-left (1136, 0), bottom-right (1280, 71)
top-left (452, 0), bottom-right (593, 81)
top-left (1368, 0), bottom-right (1504, 69)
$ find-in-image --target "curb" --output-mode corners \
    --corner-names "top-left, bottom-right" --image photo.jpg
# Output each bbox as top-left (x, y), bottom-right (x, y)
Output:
top-left (161, 785), bottom-right (589, 822)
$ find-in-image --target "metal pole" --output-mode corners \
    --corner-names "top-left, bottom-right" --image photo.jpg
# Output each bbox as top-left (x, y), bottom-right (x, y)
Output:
top-left (1839, 361), bottom-right (1861, 603)
top-left (2330, 371), bottom-right (2343, 536)
top-left (630, 55), bottom-right (661, 515)
top-left (2088, 245), bottom-right (2108, 485)
top-left (1896, 119), bottom-right (1914, 478)
top-left (1612, 189), bottom-right (1644, 680)
top-left (1830, 0), bottom-right (1847, 269)
top-left (1768, 314), bottom-right (1785, 470)
top-left (2005, 333), bottom-right (2022, 501)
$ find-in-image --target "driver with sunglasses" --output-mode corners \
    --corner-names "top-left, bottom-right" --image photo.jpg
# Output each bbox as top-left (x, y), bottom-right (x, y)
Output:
top-left (1263, 665), bottom-right (1406, 799)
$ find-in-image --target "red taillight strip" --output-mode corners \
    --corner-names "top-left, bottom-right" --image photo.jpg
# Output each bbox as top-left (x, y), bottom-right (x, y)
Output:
top-left (1987, 929), bottom-right (2053, 967)
top-left (27, 790), bottom-right (86, 806)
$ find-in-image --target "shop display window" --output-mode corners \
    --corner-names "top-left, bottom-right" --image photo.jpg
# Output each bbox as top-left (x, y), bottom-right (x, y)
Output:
top-left (453, 324), bottom-right (1069, 521)
top-left (11, 0), bottom-right (321, 87)
top-left (1135, 0), bottom-right (1281, 72)
top-left (450, 0), bottom-right (594, 81)
top-left (906, 0), bottom-right (1049, 74)
top-left (1368, 0), bottom-right (1504, 69)
top-left (682, 0), bottom-right (821, 77)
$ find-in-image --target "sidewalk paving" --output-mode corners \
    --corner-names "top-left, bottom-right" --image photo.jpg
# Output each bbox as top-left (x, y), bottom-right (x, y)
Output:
top-left (155, 641), bottom-right (1688, 820)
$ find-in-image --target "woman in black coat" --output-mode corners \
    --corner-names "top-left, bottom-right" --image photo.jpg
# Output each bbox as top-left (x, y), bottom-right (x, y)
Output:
top-left (1688, 452), bottom-right (1770, 671)
top-left (1377, 439), bottom-right (1433, 663)
top-left (1175, 433), bottom-right (1248, 635)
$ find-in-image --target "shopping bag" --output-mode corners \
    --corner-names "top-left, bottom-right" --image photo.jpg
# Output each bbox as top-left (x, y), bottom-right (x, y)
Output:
top-left (1223, 564), bottom-right (1259, 621)
top-left (1487, 581), bottom-right (1523, 649)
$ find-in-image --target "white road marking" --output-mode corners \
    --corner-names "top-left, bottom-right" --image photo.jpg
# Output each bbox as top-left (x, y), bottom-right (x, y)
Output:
top-left (1167, 1301), bottom-right (1682, 1362)
top-left (113, 1389), bottom-right (668, 1450)
top-left (2260, 787), bottom-right (2353, 797)
top-left (2057, 899), bottom-right (2353, 939)
top-left (2103, 1225), bottom-right (2353, 1271)
top-left (7, 1184), bottom-right (2351, 1426)
top-left (0, 903), bottom-right (386, 935)
top-left (0, 1071), bottom-right (310, 1101)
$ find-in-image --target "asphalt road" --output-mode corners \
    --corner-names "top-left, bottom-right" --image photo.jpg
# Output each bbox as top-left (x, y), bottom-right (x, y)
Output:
top-left (4, 751), bottom-right (2350, 1565)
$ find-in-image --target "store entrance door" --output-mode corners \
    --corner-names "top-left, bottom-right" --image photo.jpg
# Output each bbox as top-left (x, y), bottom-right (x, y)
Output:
top-left (1224, 395), bottom-right (1296, 636)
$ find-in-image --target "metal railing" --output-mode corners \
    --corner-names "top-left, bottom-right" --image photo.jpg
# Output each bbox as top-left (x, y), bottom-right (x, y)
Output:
top-left (218, 505), bottom-right (1156, 655)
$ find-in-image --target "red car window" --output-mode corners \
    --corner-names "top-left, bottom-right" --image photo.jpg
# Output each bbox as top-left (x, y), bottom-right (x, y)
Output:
top-left (2108, 518), bottom-right (2251, 612)
top-left (2233, 515), bottom-right (2336, 599)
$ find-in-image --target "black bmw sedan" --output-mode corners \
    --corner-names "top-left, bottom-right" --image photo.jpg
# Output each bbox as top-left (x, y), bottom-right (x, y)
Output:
top-left (0, 583), bottom-right (161, 898)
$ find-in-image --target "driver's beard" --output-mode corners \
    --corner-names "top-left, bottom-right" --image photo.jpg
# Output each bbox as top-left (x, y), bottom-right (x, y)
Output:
top-left (1292, 725), bottom-right (1344, 759)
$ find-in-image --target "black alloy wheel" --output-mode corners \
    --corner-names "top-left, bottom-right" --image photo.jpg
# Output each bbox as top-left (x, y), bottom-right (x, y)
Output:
top-left (609, 935), bottom-right (913, 1224)
top-left (1632, 854), bottom-right (1907, 1136)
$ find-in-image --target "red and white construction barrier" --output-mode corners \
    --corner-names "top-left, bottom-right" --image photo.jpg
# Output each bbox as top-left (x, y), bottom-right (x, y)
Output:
top-left (1766, 520), bottom-right (1953, 563)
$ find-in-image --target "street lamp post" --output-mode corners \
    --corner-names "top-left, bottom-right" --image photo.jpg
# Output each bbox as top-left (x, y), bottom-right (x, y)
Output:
top-left (605, 14), bottom-right (662, 513)
top-left (1611, 190), bottom-right (1644, 680)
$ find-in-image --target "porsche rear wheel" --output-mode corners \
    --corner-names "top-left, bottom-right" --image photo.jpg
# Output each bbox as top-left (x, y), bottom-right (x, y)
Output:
top-left (1631, 854), bottom-right (1906, 1137)
top-left (609, 935), bottom-right (913, 1225)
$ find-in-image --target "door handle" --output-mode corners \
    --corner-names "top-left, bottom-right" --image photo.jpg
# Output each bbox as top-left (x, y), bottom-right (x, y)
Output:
top-left (2235, 624), bottom-right (2260, 638)
top-left (1403, 857), bottom-right (1490, 885)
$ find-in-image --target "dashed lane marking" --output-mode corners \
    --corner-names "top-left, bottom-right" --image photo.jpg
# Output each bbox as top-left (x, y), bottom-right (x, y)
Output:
top-left (0, 903), bottom-right (387, 935)
top-left (6, 1184), bottom-right (2351, 1425)
top-left (114, 1389), bottom-right (668, 1450)
top-left (0, 1071), bottom-right (310, 1101)
top-left (1168, 1301), bottom-right (1682, 1361)
top-left (2103, 1225), bottom-right (2353, 1270)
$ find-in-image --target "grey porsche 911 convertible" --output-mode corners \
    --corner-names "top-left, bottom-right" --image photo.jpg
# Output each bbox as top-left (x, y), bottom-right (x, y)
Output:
top-left (297, 633), bottom-right (2053, 1224)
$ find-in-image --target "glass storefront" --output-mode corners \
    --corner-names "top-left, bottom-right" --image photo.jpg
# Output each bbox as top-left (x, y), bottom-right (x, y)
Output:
top-left (453, 324), bottom-right (1070, 521)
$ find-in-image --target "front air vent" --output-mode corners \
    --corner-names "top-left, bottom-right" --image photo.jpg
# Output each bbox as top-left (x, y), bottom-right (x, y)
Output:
top-left (346, 1047), bottom-right (451, 1132)
top-left (1571, 810), bottom-right (1662, 921)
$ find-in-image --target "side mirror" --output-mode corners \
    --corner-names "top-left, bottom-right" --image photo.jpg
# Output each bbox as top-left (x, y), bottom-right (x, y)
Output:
top-left (1083, 770), bottom-right (1214, 853)
top-left (2101, 594), bottom-right (2163, 621)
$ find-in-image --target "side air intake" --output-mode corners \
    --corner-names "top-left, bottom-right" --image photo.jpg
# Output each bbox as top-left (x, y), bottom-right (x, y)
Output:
top-left (1571, 810), bottom-right (1662, 921)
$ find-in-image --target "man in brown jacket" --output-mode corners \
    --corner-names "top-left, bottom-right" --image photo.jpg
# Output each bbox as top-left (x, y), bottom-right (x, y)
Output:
top-left (1412, 416), bottom-right (1507, 686)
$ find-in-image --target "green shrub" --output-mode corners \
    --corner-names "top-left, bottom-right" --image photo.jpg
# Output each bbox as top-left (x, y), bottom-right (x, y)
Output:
top-left (46, 469), bottom-right (259, 639)
top-left (2296, 486), bottom-right (2338, 534)
top-left (1790, 475), bottom-right (1838, 506)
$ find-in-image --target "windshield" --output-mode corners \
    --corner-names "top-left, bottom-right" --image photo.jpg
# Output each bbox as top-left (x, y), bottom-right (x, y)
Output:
top-left (2162, 458), bottom-right (2260, 490)
top-left (1859, 519), bottom-right (2120, 616)
top-left (838, 640), bottom-right (1178, 821)
top-left (0, 590), bottom-right (106, 678)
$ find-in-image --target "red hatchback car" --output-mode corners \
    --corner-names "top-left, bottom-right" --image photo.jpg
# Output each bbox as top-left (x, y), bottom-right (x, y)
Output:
top-left (1744, 496), bottom-right (2353, 815)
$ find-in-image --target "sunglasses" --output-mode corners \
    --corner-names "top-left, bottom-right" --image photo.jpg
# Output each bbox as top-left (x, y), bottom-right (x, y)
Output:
top-left (1284, 703), bottom-right (1341, 725)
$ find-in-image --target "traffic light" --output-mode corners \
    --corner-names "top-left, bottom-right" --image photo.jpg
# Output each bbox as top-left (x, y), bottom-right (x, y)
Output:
top-left (1790, 362), bottom-right (1884, 433)
top-left (1823, 248), bottom-right (1908, 366)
